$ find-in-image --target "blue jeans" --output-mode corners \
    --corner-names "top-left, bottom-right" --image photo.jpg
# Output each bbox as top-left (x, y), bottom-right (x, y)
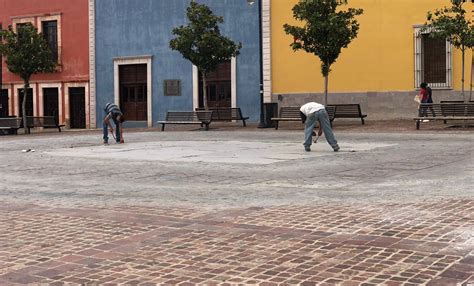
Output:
top-left (303, 109), bottom-right (339, 150)
top-left (420, 99), bottom-right (435, 117)
top-left (103, 118), bottom-right (121, 143)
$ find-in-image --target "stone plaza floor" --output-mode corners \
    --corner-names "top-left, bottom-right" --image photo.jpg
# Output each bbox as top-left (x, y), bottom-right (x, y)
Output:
top-left (0, 122), bottom-right (473, 285)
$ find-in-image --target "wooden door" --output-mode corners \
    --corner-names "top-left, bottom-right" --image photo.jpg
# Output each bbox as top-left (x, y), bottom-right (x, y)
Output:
top-left (199, 61), bottom-right (231, 108)
top-left (43, 88), bottom-right (59, 118)
top-left (0, 90), bottom-right (8, 117)
top-left (18, 88), bottom-right (33, 117)
top-left (69, 87), bottom-right (86, 129)
top-left (119, 64), bottom-right (147, 121)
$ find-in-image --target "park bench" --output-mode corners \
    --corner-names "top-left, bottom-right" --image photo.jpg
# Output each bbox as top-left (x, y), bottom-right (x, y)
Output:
top-left (157, 111), bottom-right (213, 131)
top-left (271, 106), bottom-right (335, 130)
top-left (26, 116), bottom-right (64, 133)
top-left (0, 117), bottom-right (22, 135)
top-left (439, 100), bottom-right (474, 123)
top-left (327, 104), bottom-right (367, 125)
top-left (414, 103), bottom-right (474, 129)
top-left (196, 107), bottom-right (249, 127)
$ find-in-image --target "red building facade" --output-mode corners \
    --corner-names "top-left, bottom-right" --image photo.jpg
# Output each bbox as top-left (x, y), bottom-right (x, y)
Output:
top-left (0, 0), bottom-right (90, 128)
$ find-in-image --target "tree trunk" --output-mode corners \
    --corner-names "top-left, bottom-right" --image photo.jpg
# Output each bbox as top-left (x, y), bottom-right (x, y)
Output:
top-left (202, 73), bottom-right (208, 110)
top-left (22, 82), bottom-right (30, 134)
top-left (470, 49), bottom-right (473, 101)
top-left (461, 46), bottom-right (465, 102)
top-left (324, 74), bottom-right (329, 105)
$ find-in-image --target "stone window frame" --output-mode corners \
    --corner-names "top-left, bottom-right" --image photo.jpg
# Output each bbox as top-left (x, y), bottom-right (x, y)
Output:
top-left (37, 14), bottom-right (62, 66)
top-left (414, 26), bottom-right (452, 89)
top-left (38, 83), bottom-right (63, 124)
top-left (11, 14), bottom-right (62, 68)
top-left (13, 83), bottom-right (37, 116)
top-left (113, 55), bottom-right (153, 127)
top-left (192, 57), bottom-right (237, 110)
top-left (64, 82), bottom-right (90, 128)
top-left (1, 86), bottom-right (12, 116)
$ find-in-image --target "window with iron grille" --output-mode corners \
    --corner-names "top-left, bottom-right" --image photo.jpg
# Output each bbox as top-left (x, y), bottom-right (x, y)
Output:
top-left (414, 27), bottom-right (452, 89)
top-left (42, 20), bottom-right (58, 63)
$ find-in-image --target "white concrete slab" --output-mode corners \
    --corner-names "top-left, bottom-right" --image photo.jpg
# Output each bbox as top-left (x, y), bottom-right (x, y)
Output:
top-left (46, 141), bottom-right (396, 165)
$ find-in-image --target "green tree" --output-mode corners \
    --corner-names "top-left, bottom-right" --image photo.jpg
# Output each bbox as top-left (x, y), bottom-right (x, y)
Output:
top-left (283, 0), bottom-right (363, 105)
top-left (0, 23), bottom-right (56, 134)
top-left (424, 0), bottom-right (474, 101)
top-left (170, 1), bottom-right (241, 110)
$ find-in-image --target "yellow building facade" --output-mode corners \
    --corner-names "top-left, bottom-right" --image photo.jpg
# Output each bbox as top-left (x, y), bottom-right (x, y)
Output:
top-left (268, 0), bottom-right (473, 119)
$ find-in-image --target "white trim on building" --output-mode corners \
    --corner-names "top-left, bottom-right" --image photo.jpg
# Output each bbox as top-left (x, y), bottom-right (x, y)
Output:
top-left (414, 26), bottom-right (452, 89)
top-left (37, 13), bottom-right (62, 66)
top-left (64, 82), bottom-right (90, 128)
top-left (13, 83), bottom-right (37, 116)
top-left (113, 55), bottom-right (153, 127)
top-left (192, 56), bottom-right (237, 109)
top-left (192, 65), bottom-right (199, 110)
top-left (88, 0), bottom-right (96, 128)
top-left (1, 85), bottom-right (12, 116)
top-left (38, 82), bottom-right (62, 123)
top-left (262, 0), bottom-right (271, 103)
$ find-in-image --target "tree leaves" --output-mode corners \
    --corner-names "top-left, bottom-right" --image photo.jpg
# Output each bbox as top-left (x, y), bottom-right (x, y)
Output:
top-left (283, 0), bottom-right (363, 77)
top-left (424, 0), bottom-right (473, 50)
top-left (0, 23), bottom-right (57, 134)
top-left (424, 0), bottom-right (473, 98)
top-left (169, 2), bottom-right (241, 75)
top-left (0, 23), bottom-right (56, 81)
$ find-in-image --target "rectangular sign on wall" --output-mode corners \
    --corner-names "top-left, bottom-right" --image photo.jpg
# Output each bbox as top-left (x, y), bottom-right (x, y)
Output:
top-left (164, 80), bottom-right (181, 96)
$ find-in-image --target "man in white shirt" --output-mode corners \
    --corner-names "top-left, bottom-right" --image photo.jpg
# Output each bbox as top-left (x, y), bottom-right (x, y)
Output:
top-left (299, 102), bottom-right (339, 152)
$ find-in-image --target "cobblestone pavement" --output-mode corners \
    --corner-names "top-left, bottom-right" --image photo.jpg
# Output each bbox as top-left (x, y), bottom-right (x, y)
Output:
top-left (0, 124), bottom-right (473, 285)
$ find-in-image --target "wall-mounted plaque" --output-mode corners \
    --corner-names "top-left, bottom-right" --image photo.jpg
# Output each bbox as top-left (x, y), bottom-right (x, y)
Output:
top-left (164, 80), bottom-right (181, 96)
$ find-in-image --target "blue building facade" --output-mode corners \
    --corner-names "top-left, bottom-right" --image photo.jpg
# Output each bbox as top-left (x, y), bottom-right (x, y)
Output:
top-left (93, 0), bottom-right (261, 127)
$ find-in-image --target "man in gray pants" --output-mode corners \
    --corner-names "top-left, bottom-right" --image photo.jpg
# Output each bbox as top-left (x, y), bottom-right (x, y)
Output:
top-left (299, 102), bottom-right (339, 152)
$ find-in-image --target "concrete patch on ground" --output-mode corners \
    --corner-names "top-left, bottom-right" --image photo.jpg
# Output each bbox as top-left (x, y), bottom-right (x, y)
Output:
top-left (45, 140), bottom-right (396, 165)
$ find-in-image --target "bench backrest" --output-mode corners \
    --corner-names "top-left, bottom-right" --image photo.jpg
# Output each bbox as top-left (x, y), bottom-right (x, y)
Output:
top-left (0, 117), bottom-right (22, 128)
top-left (440, 100), bottom-right (474, 104)
top-left (278, 106), bottom-right (335, 120)
top-left (166, 111), bottom-right (213, 122)
top-left (418, 103), bottom-right (474, 117)
top-left (26, 116), bottom-right (58, 127)
top-left (196, 107), bottom-right (244, 120)
top-left (325, 106), bottom-right (336, 120)
top-left (278, 106), bottom-right (301, 118)
top-left (328, 104), bottom-right (363, 117)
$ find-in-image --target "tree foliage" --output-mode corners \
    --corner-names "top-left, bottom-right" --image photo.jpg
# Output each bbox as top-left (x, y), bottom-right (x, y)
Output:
top-left (0, 24), bottom-right (56, 82)
top-left (425, 0), bottom-right (473, 50)
top-left (424, 0), bottom-right (474, 99)
top-left (283, 0), bottom-right (363, 77)
top-left (283, 0), bottom-right (363, 104)
top-left (0, 23), bottom-right (56, 133)
top-left (170, 2), bottom-right (241, 109)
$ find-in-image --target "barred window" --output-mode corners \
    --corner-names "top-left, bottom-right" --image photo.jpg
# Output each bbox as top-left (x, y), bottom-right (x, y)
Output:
top-left (414, 27), bottom-right (452, 89)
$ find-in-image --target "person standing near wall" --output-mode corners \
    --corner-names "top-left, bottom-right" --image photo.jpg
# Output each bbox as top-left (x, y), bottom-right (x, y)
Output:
top-left (419, 82), bottom-right (435, 118)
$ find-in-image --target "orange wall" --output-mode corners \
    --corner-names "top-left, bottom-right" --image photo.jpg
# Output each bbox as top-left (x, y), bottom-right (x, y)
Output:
top-left (0, 0), bottom-right (89, 83)
top-left (271, 0), bottom-right (473, 93)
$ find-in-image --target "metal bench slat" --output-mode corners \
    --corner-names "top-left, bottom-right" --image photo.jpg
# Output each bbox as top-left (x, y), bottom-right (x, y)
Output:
top-left (159, 111), bottom-right (213, 131)
top-left (195, 107), bottom-right (249, 126)
top-left (414, 103), bottom-right (474, 129)
top-left (271, 106), bottom-right (335, 130)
